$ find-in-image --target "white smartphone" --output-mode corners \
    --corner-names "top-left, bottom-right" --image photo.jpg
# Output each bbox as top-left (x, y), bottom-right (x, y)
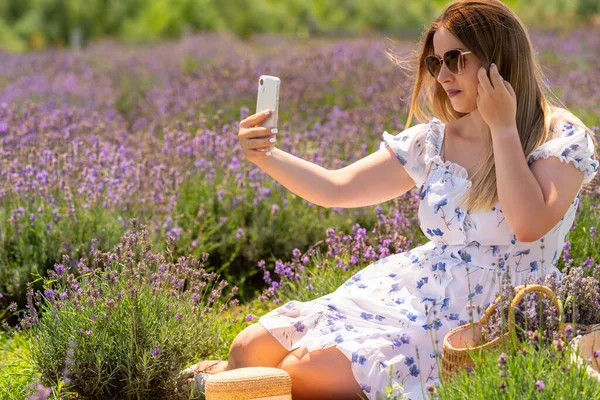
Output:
top-left (256, 75), bottom-right (280, 128)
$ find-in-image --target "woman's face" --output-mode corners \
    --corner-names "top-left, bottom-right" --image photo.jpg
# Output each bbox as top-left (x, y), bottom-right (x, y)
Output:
top-left (432, 27), bottom-right (484, 113)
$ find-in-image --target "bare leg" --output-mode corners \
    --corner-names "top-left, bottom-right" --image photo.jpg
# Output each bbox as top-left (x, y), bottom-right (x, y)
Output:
top-left (183, 322), bottom-right (292, 387)
top-left (277, 346), bottom-right (367, 400)
top-left (225, 322), bottom-right (292, 371)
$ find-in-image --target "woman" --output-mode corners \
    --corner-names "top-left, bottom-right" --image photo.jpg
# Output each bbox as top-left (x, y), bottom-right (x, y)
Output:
top-left (191, 0), bottom-right (599, 398)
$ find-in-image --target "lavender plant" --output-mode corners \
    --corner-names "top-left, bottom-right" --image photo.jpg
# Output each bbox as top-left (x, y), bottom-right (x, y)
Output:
top-left (4, 220), bottom-right (238, 399)
top-left (430, 324), bottom-right (600, 399)
top-left (480, 265), bottom-right (600, 346)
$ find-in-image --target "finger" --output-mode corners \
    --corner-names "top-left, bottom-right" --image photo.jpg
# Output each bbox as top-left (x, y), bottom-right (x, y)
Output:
top-left (504, 80), bottom-right (516, 98)
top-left (477, 66), bottom-right (494, 92)
top-left (243, 126), bottom-right (278, 139)
top-left (240, 109), bottom-right (273, 128)
top-left (490, 64), bottom-right (504, 92)
top-left (248, 147), bottom-right (273, 157)
top-left (245, 135), bottom-right (277, 149)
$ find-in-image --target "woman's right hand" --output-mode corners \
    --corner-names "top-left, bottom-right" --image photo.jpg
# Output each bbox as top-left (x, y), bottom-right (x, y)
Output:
top-left (238, 109), bottom-right (278, 163)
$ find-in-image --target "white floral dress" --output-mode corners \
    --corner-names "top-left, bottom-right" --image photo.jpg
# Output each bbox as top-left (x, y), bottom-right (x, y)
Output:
top-left (258, 116), bottom-right (599, 399)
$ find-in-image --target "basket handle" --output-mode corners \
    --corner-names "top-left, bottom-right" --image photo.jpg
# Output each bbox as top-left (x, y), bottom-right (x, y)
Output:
top-left (479, 284), bottom-right (563, 337)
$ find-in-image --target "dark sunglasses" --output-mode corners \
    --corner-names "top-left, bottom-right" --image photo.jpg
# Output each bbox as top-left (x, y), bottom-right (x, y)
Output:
top-left (425, 49), bottom-right (472, 78)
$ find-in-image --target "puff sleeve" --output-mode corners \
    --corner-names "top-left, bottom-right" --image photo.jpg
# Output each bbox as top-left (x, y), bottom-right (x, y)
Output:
top-left (526, 120), bottom-right (599, 185)
top-left (379, 123), bottom-right (429, 189)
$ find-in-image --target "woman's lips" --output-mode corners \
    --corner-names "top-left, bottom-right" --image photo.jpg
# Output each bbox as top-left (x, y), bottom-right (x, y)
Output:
top-left (448, 90), bottom-right (461, 98)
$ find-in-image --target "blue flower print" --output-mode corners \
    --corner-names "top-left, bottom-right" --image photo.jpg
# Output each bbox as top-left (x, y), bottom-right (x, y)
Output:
top-left (410, 255), bottom-right (420, 263)
top-left (380, 361), bottom-right (388, 369)
top-left (438, 262), bottom-right (447, 271)
top-left (432, 319), bottom-right (442, 330)
top-left (564, 122), bottom-right (575, 135)
top-left (401, 333), bottom-right (411, 344)
top-left (388, 283), bottom-right (400, 294)
top-left (458, 249), bottom-right (472, 263)
top-left (513, 249), bottom-right (531, 257)
top-left (459, 320), bottom-right (468, 326)
top-left (454, 207), bottom-right (464, 221)
top-left (440, 297), bottom-right (450, 311)
top-left (388, 273), bottom-right (397, 278)
top-left (360, 383), bottom-right (371, 393)
top-left (404, 357), bottom-right (414, 366)
top-left (375, 315), bottom-right (386, 321)
top-left (448, 313), bottom-right (459, 320)
top-left (407, 312), bottom-right (417, 322)
top-left (561, 143), bottom-right (580, 157)
top-left (491, 245), bottom-right (500, 256)
top-left (293, 321), bottom-right (305, 332)
top-left (327, 304), bottom-right (337, 312)
top-left (416, 277), bottom-right (429, 289)
top-left (421, 297), bottom-right (436, 303)
top-left (426, 228), bottom-right (444, 237)
top-left (434, 199), bottom-right (448, 214)
top-left (357, 283), bottom-right (369, 289)
top-left (344, 324), bottom-right (355, 331)
top-left (530, 261), bottom-right (539, 272)
top-left (335, 334), bottom-right (344, 344)
top-left (422, 323), bottom-right (430, 331)
top-left (475, 284), bottom-right (483, 294)
top-left (352, 351), bottom-right (367, 365)
top-left (395, 297), bottom-right (405, 305)
top-left (352, 274), bottom-right (362, 282)
top-left (392, 338), bottom-right (402, 348)
top-left (430, 349), bottom-right (442, 358)
top-left (420, 184), bottom-right (430, 200)
top-left (360, 312), bottom-right (374, 320)
top-left (409, 364), bottom-right (420, 377)
top-left (335, 312), bottom-right (347, 320)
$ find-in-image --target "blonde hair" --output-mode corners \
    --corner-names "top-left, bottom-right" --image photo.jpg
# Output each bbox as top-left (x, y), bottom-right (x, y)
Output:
top-left (386, 0), bottom-right (598, 213)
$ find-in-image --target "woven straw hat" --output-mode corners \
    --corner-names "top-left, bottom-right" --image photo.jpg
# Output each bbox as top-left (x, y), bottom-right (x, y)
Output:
top-left (205, 366), bottom-right (292, 400)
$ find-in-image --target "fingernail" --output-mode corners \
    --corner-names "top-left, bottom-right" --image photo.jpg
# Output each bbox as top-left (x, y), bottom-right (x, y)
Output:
top-left (269, 137), bottom-right (276, 143)
top-left (266, 151), bottom-right (272, 156)
top-left (263, 109), bottom-right (270, 115)
top-left (271, 128), bottom-right (278, 134)
top-left (491, 62), bottom-right (495, 66)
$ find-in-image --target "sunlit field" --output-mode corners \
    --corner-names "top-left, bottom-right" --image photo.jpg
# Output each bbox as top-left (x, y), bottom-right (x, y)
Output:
top-left (1, 26), bottom-right (600, 399)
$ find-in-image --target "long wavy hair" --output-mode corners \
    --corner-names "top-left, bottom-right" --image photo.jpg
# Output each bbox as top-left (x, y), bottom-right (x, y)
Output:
top-left (386, 0), bottom-right (598, 213)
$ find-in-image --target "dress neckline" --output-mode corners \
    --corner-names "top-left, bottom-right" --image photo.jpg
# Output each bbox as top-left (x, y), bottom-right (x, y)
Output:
top-left (426, 117), bottom-right (471, 182)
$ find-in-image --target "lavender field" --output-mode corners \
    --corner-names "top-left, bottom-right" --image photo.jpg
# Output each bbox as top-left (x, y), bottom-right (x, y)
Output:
top-left (1, 26), bottom-right (600, 399)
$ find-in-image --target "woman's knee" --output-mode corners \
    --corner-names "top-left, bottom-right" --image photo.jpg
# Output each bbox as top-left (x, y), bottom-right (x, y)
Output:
top-left (228, 322), bottom-right (290, 369)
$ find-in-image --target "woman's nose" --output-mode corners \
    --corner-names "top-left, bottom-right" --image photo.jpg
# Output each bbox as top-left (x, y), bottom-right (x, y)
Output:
top-left (437, 63), bottom-right (453, 83)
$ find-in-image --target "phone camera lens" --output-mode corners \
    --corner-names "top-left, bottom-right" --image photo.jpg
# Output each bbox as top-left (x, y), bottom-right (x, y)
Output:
top-left (259, 78), bottom-right (263, 85)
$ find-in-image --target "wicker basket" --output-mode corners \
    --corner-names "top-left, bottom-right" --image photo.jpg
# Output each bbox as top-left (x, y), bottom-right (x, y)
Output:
top-left (205, 366), bottom-right (292, 400)
top-left (441, 284), bottom-right (564, 382)
top-left (569, 324), bottom-right (600, 382)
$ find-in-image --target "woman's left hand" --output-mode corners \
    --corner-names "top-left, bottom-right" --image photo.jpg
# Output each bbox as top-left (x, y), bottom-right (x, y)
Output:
top-left (476, 63), bottom-right (517, 131)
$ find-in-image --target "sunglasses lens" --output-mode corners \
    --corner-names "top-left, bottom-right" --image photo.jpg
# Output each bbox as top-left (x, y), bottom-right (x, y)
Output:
top-left (444, 50), bottom-right (462, 74)
top-left (425, 56), bottom-right (441, 78)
